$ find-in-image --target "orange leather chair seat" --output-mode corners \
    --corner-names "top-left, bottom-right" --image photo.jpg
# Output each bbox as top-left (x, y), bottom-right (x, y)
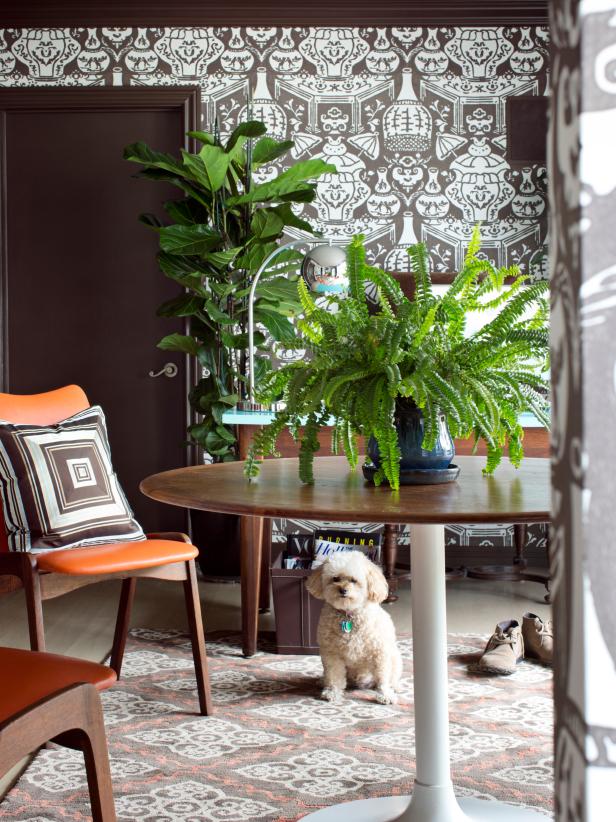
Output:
top-left (0, 647), bottom-right (116, 723)
top-left (36, 539), bottom-right (198, 575)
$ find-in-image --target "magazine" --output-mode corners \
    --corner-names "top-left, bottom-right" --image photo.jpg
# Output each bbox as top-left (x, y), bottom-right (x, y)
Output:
top-left (311, 528), bottom-right (382, 568)
top-left (285, 533), bottom-right (314, 558)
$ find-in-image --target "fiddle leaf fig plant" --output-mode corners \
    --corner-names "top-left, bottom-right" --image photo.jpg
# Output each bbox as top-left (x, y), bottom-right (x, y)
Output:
top-left (125, 121), bottom-right (335, 460)
top-left (244, 227), bottom-right (550, 489)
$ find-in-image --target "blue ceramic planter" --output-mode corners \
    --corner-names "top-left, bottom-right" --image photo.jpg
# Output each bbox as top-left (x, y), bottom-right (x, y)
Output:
top-left (367, 401), bottom-right (455, 472)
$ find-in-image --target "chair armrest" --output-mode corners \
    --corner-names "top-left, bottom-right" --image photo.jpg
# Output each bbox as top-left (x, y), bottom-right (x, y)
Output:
top-left (145, 532), bottom-right (192, 545)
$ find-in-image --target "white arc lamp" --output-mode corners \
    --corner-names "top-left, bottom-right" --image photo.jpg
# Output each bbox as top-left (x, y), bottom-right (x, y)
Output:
top-left (240, 239), bottom-right (347, 410)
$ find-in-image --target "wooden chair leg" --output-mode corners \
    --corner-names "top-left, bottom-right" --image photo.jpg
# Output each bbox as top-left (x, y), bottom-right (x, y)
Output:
top-left (54, 686), bottom-right (116, 822)
top-left (79, 714), bottom-right (117, 822)
top-left (1, 685), bottom-right (116, 822)
top-left (109, 578), bottom-right (136, 678)
top-left (183, 559), bottom-right (212, 715)
top-left (57, 725), bottom-right (116, 821)
top-left (22, 556), bottom-right (45, 652)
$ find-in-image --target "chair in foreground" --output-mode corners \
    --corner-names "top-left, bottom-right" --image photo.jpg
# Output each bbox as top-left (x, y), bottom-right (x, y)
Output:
top-left (0, 385), bottom-right (212, 715)
top-left (0, 646), bottom-right (117, 821)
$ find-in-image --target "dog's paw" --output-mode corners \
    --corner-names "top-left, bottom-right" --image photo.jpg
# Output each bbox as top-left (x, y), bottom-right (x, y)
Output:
top-left (321, 687), bottom-right (344, 703)
top-left (376, 688), bottom-right (398, 705)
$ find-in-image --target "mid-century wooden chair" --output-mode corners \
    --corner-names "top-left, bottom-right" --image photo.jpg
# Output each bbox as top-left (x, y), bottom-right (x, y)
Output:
top-left (0, 646), bottom-right (117, 821)
top-left (0, 385), bottom-right (212, 715)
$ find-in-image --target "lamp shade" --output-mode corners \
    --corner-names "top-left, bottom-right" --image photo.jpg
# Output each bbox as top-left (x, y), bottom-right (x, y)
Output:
top-left (301, 244), bottom-right (348, 295)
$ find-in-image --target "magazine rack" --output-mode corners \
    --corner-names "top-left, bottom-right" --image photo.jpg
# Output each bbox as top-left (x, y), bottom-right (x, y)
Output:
top-left (271, 554), bottom-right (323, 653)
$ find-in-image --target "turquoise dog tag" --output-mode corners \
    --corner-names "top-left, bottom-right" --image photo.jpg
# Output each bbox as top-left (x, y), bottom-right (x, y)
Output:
top-left (340, 619), bottom-right (353, 634)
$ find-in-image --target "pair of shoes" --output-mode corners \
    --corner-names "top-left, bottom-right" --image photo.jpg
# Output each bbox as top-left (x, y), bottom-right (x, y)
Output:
top-left (478, 612), bottom-right (552, 675)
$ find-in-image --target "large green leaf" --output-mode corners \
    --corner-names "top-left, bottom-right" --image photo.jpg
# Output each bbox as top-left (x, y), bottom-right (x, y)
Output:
top-left (252, 136), bottom-right (295, 166)
top-left (203, 248), bottom-right (242, 270)
top-left (221, 329), bottom-right (266, 349)
top-left (210, 403), bottom-right (225, 424)
top-left (255, 308), bottom-right (298, 344)
top-left (210, 281), bottom-right (238, 299)
top-left (198, 144), bottom-right (231, 191)
top-left (256, 299), bottom-right (300, 317)
top-left (253, 357), bottom-right (273, 383)
top-left (215, 424), bottom-right (237, 443)
top-left (205, 429), bottom-right (236, 455)
top-left (157, 333), bottom-right (200, 356)
top-left (271, 202), bottom-right (315, 234)
top-left (235, 243), bottom-right (302, 277)
top-left (255, 276), bottom-right (301, 304)
top-left (226, 120), bottom-right (267, 151)
top-left (204, 299), bottom-right (235, 325)
top-left (189, 421), bottom-right (211, 443)
top-left (156, 294), bottom-right (204, 317)
top-left (163, 198), bottom-right (204, 225)
top-left (186, 130), bottom-right (215, 145)
top-left (227, 159), bottom-right (336, 205)
top-left (251, 208), bottom-right (284, 240)
top-left (158, 250), bottom-right (206, 279)
top-left (159, 224), bottom-right (221, 256)
top-left (135, 167), bottom-right (212, 208)
top-left (181, 148), bottom-right (229, 193)
top-left (279, 188), bottom-right (319, 204)
top-left (196, 345), bottom-right (217, 372)
top-left (190, 317), bottom-right (217, 345)
top-left (124, 142), bottom-right (185, 177)
top-left (219, 393), bottom-right (240, 406)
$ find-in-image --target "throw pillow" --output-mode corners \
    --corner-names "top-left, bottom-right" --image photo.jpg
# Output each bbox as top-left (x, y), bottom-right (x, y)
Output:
top-left (0, 405), bottom-right (145, 552)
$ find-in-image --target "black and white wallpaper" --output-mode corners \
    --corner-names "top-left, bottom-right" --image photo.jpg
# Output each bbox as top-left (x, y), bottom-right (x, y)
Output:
top-left (0, 26), bottom-right (549, 276)
top-left (0, 26), bottom-right (550, 553)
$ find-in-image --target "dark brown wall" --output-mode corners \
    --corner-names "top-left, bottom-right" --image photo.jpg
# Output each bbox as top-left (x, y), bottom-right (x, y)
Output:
top-left (0, 88), bottom-right (199, 531)
top-left (1, 1), bottom-right (549, 26)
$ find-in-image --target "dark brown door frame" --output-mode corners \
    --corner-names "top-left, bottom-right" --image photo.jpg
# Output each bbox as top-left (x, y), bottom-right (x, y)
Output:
top-left (0, 86), bottom-right (200, 455)
top-left (1, 0), bottom-right (549, 26)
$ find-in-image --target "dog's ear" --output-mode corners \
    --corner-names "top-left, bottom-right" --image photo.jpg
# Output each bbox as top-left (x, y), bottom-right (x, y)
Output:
top-left (365, 559), bottom-right (389, 603)
top-left (305, 564), bottom-right (325, 599)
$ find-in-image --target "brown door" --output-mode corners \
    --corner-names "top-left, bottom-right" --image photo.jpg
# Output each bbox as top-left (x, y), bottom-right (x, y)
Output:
top-left (0, 88), bottom-right (199, 532)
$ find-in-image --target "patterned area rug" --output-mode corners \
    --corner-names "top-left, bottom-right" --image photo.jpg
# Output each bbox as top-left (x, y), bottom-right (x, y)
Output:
top-left (0, 630), bottom-right (554, 820)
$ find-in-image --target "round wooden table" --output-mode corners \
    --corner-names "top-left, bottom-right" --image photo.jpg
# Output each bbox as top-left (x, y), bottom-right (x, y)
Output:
top-left (141, 455), bottom-right (550, 822)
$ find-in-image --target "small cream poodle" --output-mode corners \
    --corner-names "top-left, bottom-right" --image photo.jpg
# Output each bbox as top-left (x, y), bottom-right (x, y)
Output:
top-left (306, 550), bottom-right (402, 704)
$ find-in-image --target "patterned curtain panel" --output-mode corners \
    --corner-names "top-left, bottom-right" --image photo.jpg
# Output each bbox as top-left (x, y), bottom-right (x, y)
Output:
top-left (549, 0), bottom-right (616, 817)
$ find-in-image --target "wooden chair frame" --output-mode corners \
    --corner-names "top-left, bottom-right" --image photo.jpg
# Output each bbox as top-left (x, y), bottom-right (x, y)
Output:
top-left (0, 682), bottom-right (116, 821)
top-left (0, 536), bottom-right (212, 715)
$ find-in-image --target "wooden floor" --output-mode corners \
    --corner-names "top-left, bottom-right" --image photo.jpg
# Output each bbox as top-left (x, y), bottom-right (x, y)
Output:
top-left (0, 573), bottom-right (551, 800)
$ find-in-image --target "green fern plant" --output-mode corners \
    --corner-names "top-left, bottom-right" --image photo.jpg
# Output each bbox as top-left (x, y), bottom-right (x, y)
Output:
top-left (244, 227), bottom-right (550, 490)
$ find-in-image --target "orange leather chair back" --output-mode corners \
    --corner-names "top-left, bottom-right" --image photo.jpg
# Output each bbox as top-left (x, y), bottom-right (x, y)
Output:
top-left (0, 386), bottom-right (90, 552)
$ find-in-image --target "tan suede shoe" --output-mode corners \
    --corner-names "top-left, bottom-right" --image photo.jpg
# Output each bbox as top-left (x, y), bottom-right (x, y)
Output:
top-left (478, 620), bottom-right (524, 675)
top-left (522, 612), bottom-right (553, 665)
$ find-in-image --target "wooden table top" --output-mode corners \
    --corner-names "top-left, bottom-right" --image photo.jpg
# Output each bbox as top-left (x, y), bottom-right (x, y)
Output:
top-left (140, 456), bottom-right (550, 525)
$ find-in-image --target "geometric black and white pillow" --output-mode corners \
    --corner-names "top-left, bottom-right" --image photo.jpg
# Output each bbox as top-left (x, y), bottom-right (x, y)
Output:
top-left (0, 405), bottom-right (145, 553)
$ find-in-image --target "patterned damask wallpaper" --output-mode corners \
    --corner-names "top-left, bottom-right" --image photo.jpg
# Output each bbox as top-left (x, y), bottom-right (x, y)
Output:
top-left (0, 25), bottom-right (550, 553)
top-left (0, 25), bottom-right (549, 276)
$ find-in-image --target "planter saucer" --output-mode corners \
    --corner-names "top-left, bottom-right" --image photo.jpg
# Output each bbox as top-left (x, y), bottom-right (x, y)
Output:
top-left (362, 463), bottom-right (460, 486)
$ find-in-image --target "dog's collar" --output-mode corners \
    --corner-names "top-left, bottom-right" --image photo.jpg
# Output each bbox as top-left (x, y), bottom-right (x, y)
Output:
top-left (334, 608), bottom-right (355, 635)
